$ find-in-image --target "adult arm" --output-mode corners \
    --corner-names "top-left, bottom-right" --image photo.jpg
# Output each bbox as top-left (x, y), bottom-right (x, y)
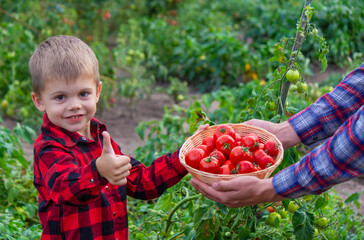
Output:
top-left (274, 105), bottom-right (364, 198)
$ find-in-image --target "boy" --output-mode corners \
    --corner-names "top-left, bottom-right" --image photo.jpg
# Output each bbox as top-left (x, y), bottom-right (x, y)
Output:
top-left (30, 35), bottom-right (189, 239)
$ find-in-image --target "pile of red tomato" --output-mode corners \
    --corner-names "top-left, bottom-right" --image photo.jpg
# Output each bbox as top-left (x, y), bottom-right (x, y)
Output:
top-left (184, 124), bottom-right (279, 174)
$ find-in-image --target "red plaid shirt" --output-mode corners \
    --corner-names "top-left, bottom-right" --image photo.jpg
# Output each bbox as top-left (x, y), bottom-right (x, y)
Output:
top-left (33, 114), bottom-right (187, 240)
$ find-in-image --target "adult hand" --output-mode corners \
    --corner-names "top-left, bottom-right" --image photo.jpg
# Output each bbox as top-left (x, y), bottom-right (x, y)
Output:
top-left (96, 131), bottom-right (131, 185)
top-left (244, 119), bottom-right (301, 149)
top-left (190, 176), bottom-right (284, 208)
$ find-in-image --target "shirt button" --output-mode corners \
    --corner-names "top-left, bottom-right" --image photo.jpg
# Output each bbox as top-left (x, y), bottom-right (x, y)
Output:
top-left (82, 137), bottom-right (87, 141)
top-left (105, 186), bottom-right (109, 190)
top-left (113, 212), bottom-right (116, 217)
top-left (90, 178), bottom-right (94, 184)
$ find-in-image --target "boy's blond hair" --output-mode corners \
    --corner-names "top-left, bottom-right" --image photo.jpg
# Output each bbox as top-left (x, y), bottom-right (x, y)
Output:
top-left (29, 35), bottom-right (100, 95)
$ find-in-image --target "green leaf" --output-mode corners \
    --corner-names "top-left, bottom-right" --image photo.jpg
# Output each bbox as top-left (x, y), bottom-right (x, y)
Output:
top-left (286, 106), bottom-right (299, 114)
top-left (314, 194), bottom-right (329, 209)
top-left (154, 193), bottom-right (172, 211)
top-left (188, 108), bottom-right (209, 132)
top-left (195, 219), bottom-right (215, 240)
top-left (238, 224), bottom-right (251, 240)
top-left (292, 208), bottom-right (315, 240)
top-left (345, 192), bottom-right (359, 203)
top-left (345, 192), bottom-right (361, 209)
top-left (268, 43), bottom-right (286, 63)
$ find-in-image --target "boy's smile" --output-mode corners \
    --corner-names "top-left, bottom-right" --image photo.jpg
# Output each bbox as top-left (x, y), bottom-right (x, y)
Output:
top-left (32, 76), bottom-right (102, 139)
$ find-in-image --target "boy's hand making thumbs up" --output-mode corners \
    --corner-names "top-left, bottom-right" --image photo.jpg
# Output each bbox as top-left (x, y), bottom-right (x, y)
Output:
top-left (96, 131), bottom-right (132, 185)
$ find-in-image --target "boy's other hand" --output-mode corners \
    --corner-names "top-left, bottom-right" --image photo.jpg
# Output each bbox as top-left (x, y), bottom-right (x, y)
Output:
top-left (96, 131), bottom-right (131, 186)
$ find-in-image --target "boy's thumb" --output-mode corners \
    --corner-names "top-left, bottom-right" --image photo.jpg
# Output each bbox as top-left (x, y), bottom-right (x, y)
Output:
top-left (102, 131), bottom-right (115, 155)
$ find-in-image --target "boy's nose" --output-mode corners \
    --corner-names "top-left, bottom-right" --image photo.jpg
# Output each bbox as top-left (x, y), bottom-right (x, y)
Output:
top-left (67, 98), bottom-right (82, 110)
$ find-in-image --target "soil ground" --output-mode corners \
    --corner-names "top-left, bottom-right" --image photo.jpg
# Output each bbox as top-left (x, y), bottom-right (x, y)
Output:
top-left (2, 65), bottom-right (363, 215)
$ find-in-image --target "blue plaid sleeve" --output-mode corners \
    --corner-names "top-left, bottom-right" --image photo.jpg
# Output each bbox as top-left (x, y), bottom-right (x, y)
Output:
top-left (287, 63), bottom-right (364, 147)
top-left (273, 106), bottom-right (364, 198)
top-left (272, 63), bottom-right (364, 198)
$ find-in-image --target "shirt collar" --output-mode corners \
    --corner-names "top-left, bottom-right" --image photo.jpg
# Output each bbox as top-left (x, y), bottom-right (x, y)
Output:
top-left (41, 113), bottom-right (107, 147)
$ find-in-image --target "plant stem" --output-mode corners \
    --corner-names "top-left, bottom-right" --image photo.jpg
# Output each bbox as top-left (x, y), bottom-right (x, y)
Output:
top-left (164, 194), bottom-right (201, 234)
top-left (277, 0), bottom-right (313, 119)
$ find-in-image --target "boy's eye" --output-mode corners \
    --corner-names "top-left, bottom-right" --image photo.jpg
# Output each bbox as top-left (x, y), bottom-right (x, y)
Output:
top-left (80, 91), bottom-right (89, 97)
top-left (55, 95), bottom-right (65, 101)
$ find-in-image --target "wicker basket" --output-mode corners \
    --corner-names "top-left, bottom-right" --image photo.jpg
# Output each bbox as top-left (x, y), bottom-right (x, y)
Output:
top-left (180, 123), bottom-right (284, 185)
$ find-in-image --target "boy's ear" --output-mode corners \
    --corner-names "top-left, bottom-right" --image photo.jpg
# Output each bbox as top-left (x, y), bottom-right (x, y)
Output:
top-left (31, 92), bottom-right (46, 112)
top-left (96, 81), bottom-right (102, 103)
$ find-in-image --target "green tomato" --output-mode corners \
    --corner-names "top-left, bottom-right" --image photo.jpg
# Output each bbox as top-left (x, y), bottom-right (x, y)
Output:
top-left (265, 101), bottom-right (276, 111)
top-left (289, 84), bottom-right (298, 93)
top-left (314, 227), bottom-right (319, 236)
top-left (303, 195), bottom-right (314, 201)
top-left (224, 231), bottom-right (232, 238)
top-left (176, 94), bottom-right (184, 102)
top-left (315, 217), bottom-right (328, 229)
top-left (247, 98), bottom-right (257, 108)
top-left (266, 212), bottom-right (281, 226)
top-left (1, 99), bottom-right (9, 109)
top-left (286, 69), bottom-right (300, 83)
top-left (279, 210), bottom-right (288, 219)
top-left (287, 201), bottom-right (299, 213)
top-left (297, 82), bottom-right (308, 94)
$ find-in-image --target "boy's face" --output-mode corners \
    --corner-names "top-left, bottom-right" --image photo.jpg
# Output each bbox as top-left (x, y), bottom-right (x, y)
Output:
top-left (32, 76), bottom-right (102, 138)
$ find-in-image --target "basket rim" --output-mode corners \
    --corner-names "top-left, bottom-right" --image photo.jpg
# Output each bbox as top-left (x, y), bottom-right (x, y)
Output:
top-left (179, 123), bottom-right (284, 180)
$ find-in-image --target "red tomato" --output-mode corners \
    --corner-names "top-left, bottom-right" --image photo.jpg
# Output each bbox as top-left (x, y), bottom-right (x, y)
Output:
top-left (242, 135), bottom-right (260, 152)
top-left (264, 141), bottom-right (279, 157)
top-left (199, 156), bottom-right (220, 174)
top-left (234, 132), bottom-right (243, 145)
top-left (229, 146), bottom-right (254, 166)
top-left (185, 148), bottom-right (205, 170)
top-left (245, 133), bottom-right (261, 143)
top-left (258, 155), bottom-right (275, 169)
top-left (267, 206), bottom-right (275, 213)
top-left (215, 135), bottom-right (236, 158)
top-left (196, 144), bottom-right (210, 157)
top-left (213, 124), bottom-right (235, 142)
top-left (254, 149), bottom-right (275, 169)
top-left (222, 160), bottom-right (232, 165)
top-left (202, 136), bottom-right (216, 152)
top-left (236, 160), bottom-right (256, 174)
top-left (219, 163), bottom-right (235, 174)
top-left (209, 149), bottom-right (226, 166)
top-left (257, 143), bottom-right (265, 150)
top-left (253, 149), bottom-right (268, 164)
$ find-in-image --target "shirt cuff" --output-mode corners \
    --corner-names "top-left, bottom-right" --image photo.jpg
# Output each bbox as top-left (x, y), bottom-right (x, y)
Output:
top-left (172, 148), bottom-right (188, 176)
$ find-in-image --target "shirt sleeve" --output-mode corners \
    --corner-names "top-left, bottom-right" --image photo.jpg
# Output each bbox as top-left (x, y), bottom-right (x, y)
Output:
top-left (126, 148), bottom-right (188, 200)
top-left (273, 105), bottom-right (364, 198)
top-left (35, 144), bottom-right (108, 206)
top-left (288, 63), bottom-right (364, 147)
